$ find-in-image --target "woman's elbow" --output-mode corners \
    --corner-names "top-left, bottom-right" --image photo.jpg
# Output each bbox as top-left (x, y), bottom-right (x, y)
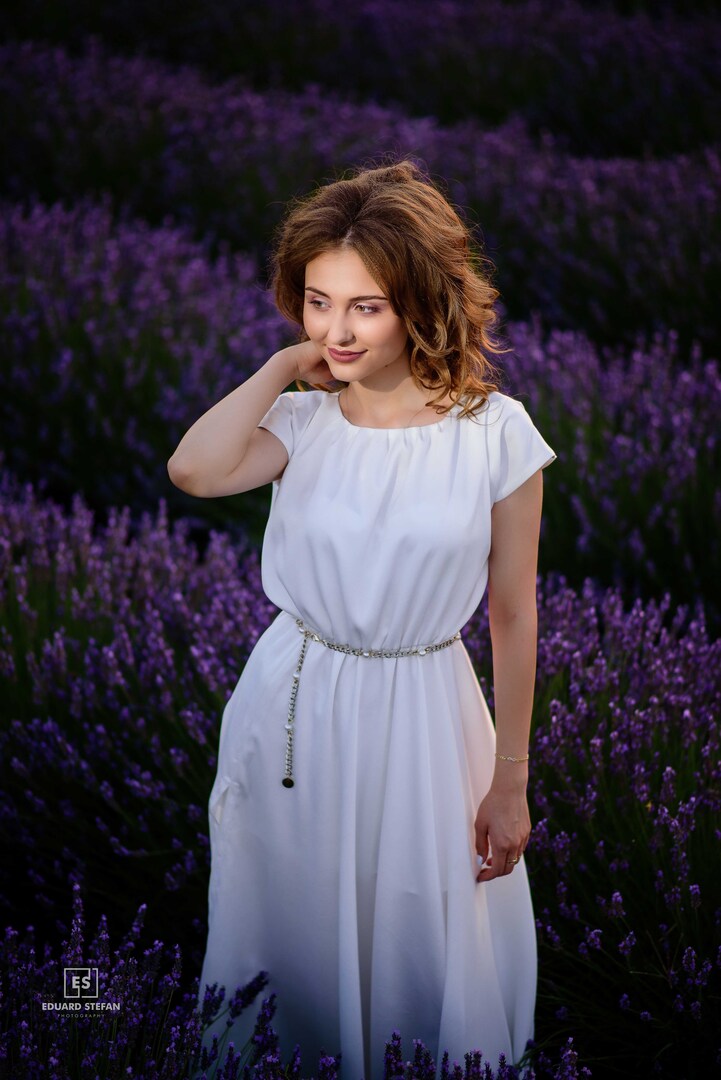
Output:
top-left (488, 588), bottom-right (538, 629)
top-left (167, 455), bottom-right (197, 494)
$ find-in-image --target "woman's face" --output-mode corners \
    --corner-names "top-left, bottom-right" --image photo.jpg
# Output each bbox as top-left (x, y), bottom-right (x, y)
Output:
top-left (303, 247), bottom-right (410, 384)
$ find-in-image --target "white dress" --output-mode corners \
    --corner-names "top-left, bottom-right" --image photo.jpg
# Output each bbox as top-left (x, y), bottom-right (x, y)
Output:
top-left (197, 389), bottom-right (556, 1079)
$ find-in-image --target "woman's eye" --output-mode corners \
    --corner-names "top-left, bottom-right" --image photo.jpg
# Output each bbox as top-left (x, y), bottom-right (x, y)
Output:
top-left (307, 298), bottom-right (378, 314)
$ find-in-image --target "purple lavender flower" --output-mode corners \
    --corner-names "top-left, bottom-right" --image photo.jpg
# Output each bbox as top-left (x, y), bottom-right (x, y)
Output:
top-left (3, 2), bottom-right (716, 156)
top-left (1, 39), bottom-right (720, 354)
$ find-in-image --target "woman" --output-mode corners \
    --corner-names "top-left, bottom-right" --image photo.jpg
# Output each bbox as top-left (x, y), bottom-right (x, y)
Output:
top-left (168, 160), bottom-right (556, 1078)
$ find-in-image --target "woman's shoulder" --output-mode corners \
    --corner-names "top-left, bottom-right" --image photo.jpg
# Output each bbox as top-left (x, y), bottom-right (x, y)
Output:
top-left (258, 388), bottom-right (329, 458)
top-left (277, 388), bottom-right (329, 414)
top-left (480, 390), bottom-right (557, 501)
top-left (461, 389), bottom-right (528, 427)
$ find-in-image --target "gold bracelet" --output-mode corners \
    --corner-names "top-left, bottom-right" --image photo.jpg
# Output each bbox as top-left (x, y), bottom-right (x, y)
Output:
top-left (495, 752), bottom-right (530, 763)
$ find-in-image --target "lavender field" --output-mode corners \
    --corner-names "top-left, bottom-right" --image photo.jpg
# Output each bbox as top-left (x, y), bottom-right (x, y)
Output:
top-left (1, 2), bottom-right (720, 1077)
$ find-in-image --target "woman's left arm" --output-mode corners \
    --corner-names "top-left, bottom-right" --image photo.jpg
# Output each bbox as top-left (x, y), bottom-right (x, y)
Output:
top-left (475, 468), bottom-right (544, 883)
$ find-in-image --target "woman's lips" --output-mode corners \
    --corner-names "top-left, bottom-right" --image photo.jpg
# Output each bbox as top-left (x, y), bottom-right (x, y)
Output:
top-left (328, 347), bottom-right (366, 363)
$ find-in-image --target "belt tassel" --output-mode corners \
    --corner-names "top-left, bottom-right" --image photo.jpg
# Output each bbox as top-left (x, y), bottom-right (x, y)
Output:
top-left (282, 617), bottom-right (461, 788)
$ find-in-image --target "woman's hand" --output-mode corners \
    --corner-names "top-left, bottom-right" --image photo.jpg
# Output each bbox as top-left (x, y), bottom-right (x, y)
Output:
top-left (475, 774), bottom-right (531, 883)
top-left (274, 340), bottom-right (335, 386)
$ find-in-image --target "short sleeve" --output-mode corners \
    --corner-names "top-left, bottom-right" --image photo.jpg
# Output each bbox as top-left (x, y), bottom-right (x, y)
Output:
top-left (493, 396), bottom-right (557, 503)
top-left (257, 390), bottom-right (324, 460)
top-left (258, 392), bottom-right (295, 457)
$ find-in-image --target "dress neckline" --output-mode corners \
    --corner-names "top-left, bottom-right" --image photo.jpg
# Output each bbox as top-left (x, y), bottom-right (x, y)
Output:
top-left (332, 391), bottom-right (459, 431)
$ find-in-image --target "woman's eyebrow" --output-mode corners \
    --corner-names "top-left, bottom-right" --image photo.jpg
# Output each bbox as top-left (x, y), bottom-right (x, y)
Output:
top-left (304, 287), bottom-right (388, 302)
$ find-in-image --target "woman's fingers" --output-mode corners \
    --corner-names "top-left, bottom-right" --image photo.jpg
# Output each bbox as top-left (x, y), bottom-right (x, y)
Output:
top-left (474, 804), bottom-right (531, 882)
top-left (504, 851), bottom-right (522, 873)
top-left (477, 854), bottom-right (506, 882)
top-left (476, 846), bottom-right (523, 882)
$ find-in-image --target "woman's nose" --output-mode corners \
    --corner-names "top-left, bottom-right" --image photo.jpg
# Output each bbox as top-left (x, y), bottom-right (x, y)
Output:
top-left (328, 312), bottom-right (355, 345)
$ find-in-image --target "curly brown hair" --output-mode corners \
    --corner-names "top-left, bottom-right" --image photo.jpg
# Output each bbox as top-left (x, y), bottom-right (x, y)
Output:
top-left (270, 159), bottom-right (508, 420)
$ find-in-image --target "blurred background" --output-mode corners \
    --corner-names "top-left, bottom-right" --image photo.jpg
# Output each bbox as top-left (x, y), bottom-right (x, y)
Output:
top-left (0, 2), bottom-right (719, 1077)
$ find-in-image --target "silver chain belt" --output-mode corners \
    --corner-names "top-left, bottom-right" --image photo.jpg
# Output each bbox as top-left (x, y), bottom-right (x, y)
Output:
top-left (282, 616), bottom-right (462, 788)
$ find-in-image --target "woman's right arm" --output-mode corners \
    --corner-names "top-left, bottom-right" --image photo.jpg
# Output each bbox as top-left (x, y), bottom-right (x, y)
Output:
top-left (167, 342), bottom-right (329, 498)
